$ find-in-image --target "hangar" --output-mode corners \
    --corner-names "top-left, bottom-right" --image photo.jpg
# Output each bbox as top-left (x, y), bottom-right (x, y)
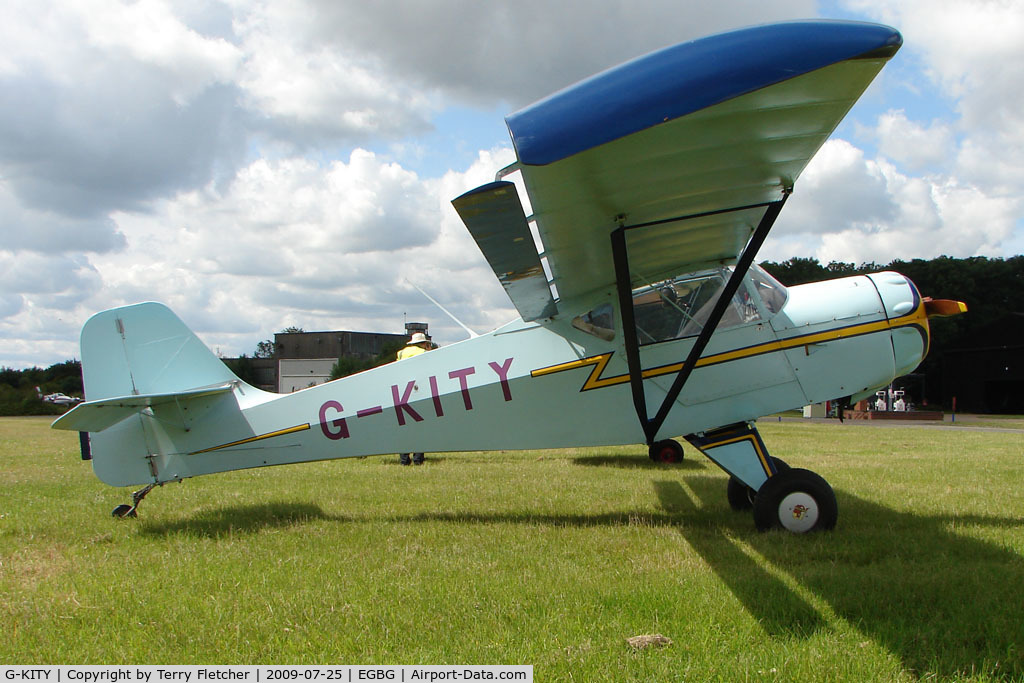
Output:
top-left (275, 324), bottom-right (427, 393)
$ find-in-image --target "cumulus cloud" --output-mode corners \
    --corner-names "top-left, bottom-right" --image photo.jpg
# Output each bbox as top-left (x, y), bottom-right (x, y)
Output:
top-left (777, 140), bottom-right (898, 236)
top-left (764, 138), bottom-right (1020, 266)
top-left (872, 110), bottom-right (955, 173)
top-left (0, 251), bottom-right (104, 365)
top-left (73, 147), bottom-right (517, 358)
top-left (815, 168), bottom-right (1019, 265)
top-left (844, 0), bottom-right (1024, 192)
top-left (4, 0), bottom-right (818, 264)
top-left (756, 0), bottom-right (1024, 265)
top-left (0, 1), bottom-right (247, 220)
top-left (233, 6), bottom-right (437, 144)
top-left (78, 0), bottom-right (242, 103)
top-left (0, 184), bottom-right (126, 253)
top-left (299, 0), bottom-right (816, 107)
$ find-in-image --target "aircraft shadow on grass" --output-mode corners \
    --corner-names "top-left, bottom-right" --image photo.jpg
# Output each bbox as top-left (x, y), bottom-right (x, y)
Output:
top-left (654, 476), bottom-right (1024, 679)
top-left (142, 503), bottom-right (684, 537)
top-left (139, 502), bottom-right (346, 538)
top-left (573, 454), bottom-right (704, 470)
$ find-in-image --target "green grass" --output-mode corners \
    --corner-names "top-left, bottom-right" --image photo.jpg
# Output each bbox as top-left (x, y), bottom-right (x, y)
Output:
top-left (951, 414), bottom-right (1024, 430)
top-left (2, 417), bottom-right (1023, 680)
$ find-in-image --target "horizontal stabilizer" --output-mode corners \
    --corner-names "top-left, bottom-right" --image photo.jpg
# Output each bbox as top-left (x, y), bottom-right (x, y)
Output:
top-left (453, 181), bottom-right (557, 321)
top-left (52, 382), bottom-right (236, 433)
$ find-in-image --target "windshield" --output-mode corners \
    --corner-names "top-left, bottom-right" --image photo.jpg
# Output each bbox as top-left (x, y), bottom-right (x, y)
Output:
top-left (569, 265), bottom-right (788, 343)
top-left (630, 266), bottom-right (782, 345)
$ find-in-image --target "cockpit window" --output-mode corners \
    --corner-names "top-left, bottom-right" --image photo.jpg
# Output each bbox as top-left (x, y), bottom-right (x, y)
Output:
top-left (572, 266), bottom-right (788, 345)
top-left (747, 264), bottom-right (788, 314)
top-left (572, 303), bottom-right (615, 341)
top-left (631, 267), bottom-right (767, 345)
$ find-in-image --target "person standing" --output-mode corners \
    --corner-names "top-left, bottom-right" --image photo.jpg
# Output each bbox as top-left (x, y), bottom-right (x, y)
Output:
top-left (397, 332), bottom-right (431, 361)
top-left (396, 332), bottom-right (431, 465)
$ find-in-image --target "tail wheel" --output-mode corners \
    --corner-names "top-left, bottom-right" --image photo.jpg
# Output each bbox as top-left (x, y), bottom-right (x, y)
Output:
top-left (753, 468), bottom-right (837, 533)
top-left (648, 439), bottom-right (684, 463)
top-left (726, 457), bottom-right (790, 511)
top-left (111, 504), bottom-right (136, 518)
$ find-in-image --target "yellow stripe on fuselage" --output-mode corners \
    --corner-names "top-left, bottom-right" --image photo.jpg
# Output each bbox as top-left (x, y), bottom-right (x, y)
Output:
top-left (531, 303), bottom-right (929, 392)
top-left (189, 423), bottom-right (311, 455)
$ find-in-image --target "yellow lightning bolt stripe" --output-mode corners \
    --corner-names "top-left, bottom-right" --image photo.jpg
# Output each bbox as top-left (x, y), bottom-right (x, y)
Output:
top-left (532, 303), bottom-right (929, 392)
top-left (530, 352), bottom-right (618, 390)
top-left (189, 423), bottom-right (311, 455)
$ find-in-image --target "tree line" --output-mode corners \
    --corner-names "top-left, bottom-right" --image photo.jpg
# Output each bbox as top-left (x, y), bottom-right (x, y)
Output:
top-left (759, 255), bottom-right (1024, 408)
top-left (0, 360), bottom-right (83, 416)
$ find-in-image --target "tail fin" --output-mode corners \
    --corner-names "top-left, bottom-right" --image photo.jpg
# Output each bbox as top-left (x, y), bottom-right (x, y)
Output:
top-left (52, 302), bottom-right (255, 486)
top-left (79, 302), bottom-right (240, 401)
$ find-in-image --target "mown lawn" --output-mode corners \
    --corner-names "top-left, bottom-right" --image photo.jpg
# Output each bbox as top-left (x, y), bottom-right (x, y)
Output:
top-left (1, 416), bottom-right (1022, 680)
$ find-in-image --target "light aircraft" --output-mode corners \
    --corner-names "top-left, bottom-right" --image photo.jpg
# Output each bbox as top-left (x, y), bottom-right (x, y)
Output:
top-left (54, 20), bottom-right (965, 531)
top-left (37, 387), bottom-right (82, 406)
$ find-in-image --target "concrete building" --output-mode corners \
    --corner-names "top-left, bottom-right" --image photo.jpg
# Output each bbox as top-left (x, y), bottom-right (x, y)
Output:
top-left (275, 323), bottom-right (428, 393)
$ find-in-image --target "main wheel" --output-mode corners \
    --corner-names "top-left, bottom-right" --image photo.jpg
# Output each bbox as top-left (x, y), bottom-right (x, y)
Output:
top-left (726, 457), bottom-right (790, 511)
top-left (648, 439), bottom-right (684, 463)
top-left (753, 468), bottom-right (837, 533)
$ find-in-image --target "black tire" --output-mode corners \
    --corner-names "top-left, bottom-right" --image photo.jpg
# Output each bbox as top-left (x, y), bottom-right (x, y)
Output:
top-left (726, 457), bottom-right (791, 511)
top-left (727, 477), bottom-right (755, 510)
top-left (753, 468), bottom-right (837, 533)
top-left (649, 439), bottom-right (684, 463)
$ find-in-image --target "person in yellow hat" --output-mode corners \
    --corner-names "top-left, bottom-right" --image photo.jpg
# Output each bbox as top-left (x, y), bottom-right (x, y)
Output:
top-left (396, 332), bottom-right (432, 464)
top-left (396, 332), bottom-right (431, 361)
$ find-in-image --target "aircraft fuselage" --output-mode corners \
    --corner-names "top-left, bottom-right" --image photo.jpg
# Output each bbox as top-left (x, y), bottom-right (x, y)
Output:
top-left (85, 270), bottom-right (928, 487)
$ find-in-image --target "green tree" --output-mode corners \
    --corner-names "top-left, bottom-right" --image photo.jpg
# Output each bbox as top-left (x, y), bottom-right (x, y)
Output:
top-left (328, 356), bottom-right (370, 381)
top-left (254, 340), bottom-right (274, 358)
top-left (328, 340), bottom-right (406, 381)
top-left (759, 257), bottom-right (830, 285)
top-left (223, 354), bottom-right (261, 385)
top-left (761, 254), bottom-right (1024, 409)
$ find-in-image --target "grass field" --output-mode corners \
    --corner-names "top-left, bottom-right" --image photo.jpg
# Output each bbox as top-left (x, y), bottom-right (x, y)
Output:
top-left (2, 416), bottom-right (1022, 680)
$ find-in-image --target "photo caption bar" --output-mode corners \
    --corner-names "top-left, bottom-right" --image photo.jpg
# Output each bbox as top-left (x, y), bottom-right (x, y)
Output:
top-left (1, 666), bottom-right (533, 683)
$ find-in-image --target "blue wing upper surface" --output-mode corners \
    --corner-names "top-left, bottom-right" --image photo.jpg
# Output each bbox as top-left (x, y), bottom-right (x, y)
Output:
top-left (506, 21), bottom-right (901, 167)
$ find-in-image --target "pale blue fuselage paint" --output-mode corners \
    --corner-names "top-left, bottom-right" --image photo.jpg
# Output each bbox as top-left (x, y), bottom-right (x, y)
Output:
top-left (57, 270), bottom-right (927, 488)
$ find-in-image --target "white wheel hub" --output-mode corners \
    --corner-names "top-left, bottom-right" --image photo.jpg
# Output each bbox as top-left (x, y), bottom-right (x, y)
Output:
top-left (778, 491), bottom-right (819, 533)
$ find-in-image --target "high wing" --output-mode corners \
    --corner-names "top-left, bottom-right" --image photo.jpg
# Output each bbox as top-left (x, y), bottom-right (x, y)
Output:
top-left (459, 20), bottom-right (901, 311)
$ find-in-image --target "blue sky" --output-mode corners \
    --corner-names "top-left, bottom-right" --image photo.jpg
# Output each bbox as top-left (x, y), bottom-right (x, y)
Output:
top-left (1, 0), bottom-right (1022, 368)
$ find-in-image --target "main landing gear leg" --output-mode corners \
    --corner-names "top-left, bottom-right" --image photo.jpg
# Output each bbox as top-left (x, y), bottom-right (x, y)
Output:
top-left (111, 482), bottom-right (161, 519)
top-left (686, 423), bottom-right (837, 533)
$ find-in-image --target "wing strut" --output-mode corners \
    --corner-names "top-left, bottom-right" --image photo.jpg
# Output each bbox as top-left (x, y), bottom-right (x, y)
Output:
top-left (610, 192), bottom-right (790, 444)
